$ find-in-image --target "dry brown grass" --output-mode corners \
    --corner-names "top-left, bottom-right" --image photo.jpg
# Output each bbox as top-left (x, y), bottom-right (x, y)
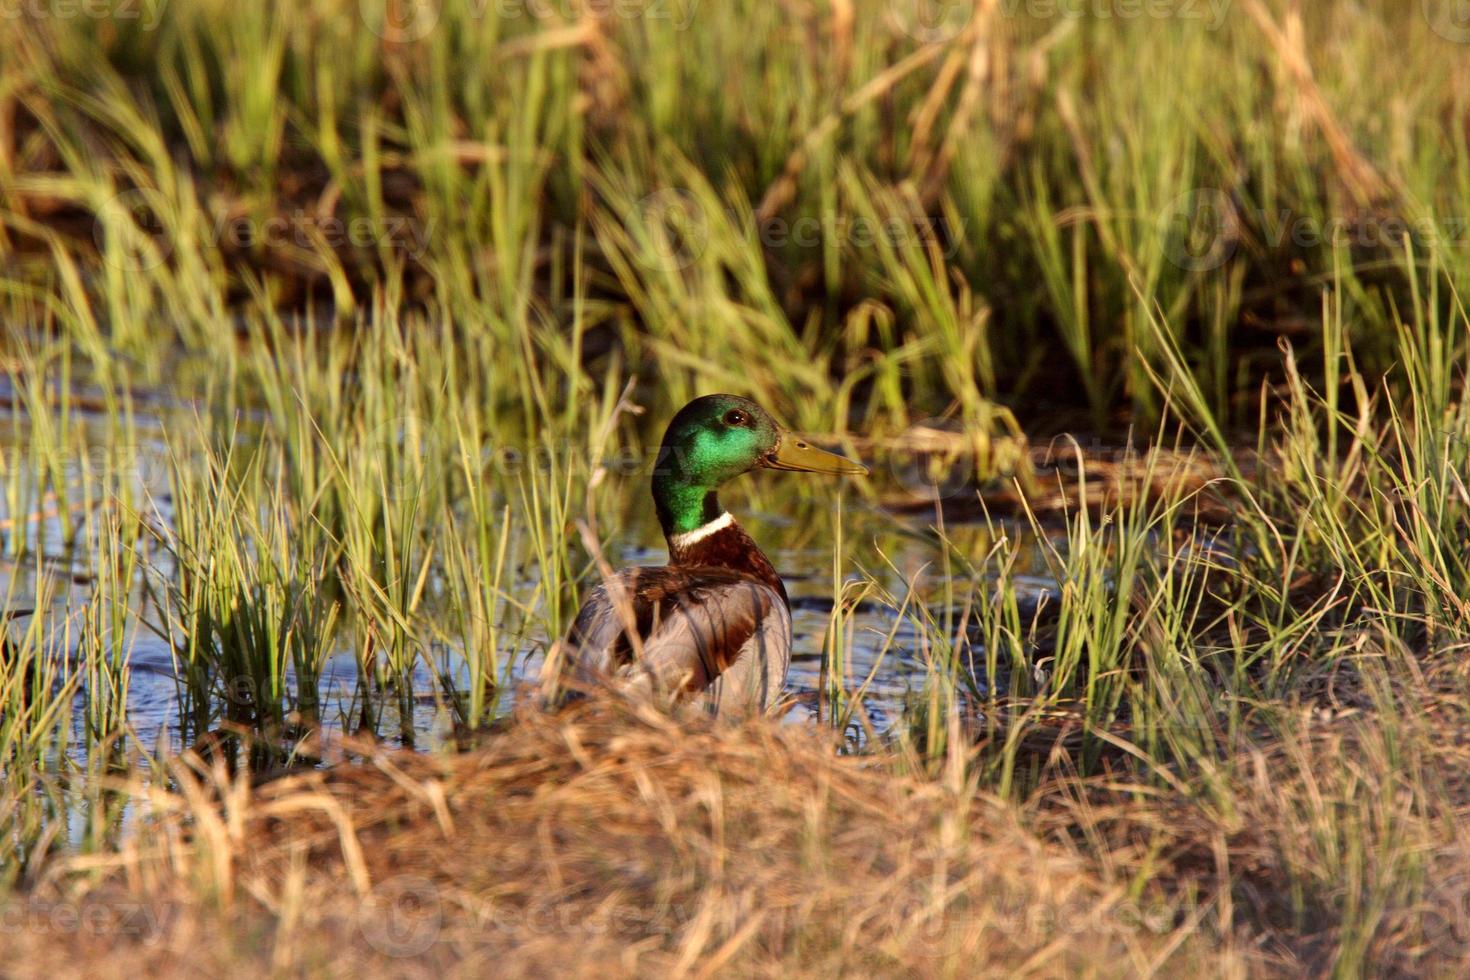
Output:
top-left (6, 668), bottom-right (1470, 978)
top-left (0, 698), bottom-right (1235, 978)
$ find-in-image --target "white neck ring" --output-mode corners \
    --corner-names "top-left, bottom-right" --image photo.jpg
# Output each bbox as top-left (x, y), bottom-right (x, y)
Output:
top-left (670, 511), bottom-right (734, 550)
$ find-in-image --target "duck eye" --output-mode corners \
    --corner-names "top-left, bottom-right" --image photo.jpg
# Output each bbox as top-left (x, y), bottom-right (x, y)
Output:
top-left (723, 409), bottom-right (748, 427)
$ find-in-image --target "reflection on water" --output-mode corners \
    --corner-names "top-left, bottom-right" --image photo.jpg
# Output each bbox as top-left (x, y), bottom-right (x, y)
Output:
top-left (0, 509), bottom-right (1061, 766)
top-left (0, 402), bottom-right (1063, 766)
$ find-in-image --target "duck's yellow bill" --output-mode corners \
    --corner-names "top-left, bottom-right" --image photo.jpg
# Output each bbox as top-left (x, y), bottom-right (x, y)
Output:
top-left (765, 434), bottom-right (868, 475)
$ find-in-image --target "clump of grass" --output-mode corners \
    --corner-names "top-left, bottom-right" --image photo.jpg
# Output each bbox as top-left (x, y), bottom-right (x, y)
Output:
top-left (17, 698), bottom-right (1242, 975)
top-left (0, 585), bottom-right (80, 884)
top-left (9, 2), bottom-right (1465, 432)
top-left (152, 430), bottom-right (342, 748)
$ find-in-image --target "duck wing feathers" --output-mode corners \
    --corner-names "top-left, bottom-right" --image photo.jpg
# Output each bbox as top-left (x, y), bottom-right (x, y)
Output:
top-left (548, 566), bottom-right (791, 714)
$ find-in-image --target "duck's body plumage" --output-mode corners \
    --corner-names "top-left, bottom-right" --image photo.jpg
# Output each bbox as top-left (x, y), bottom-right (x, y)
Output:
top-left (544, 395), bottom-right (864, 716)
top-left (557, 557), bottom-right (792, 714)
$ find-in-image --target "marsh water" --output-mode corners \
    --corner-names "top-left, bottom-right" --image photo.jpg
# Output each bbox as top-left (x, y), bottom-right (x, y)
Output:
top-left (0, 382), bottom-right (1064, 765)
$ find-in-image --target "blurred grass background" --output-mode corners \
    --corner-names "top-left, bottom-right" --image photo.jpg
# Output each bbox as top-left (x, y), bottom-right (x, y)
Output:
top-left (2, 0), bottom-right (1465, 433)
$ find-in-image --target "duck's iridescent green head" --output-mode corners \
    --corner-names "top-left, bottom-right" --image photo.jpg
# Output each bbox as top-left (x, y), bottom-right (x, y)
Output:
top-left (651, 394), bottom-right (866, 536)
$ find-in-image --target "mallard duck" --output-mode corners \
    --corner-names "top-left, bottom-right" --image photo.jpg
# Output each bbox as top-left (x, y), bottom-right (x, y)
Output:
top-left (544, 394), bottom-right (866, 715)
